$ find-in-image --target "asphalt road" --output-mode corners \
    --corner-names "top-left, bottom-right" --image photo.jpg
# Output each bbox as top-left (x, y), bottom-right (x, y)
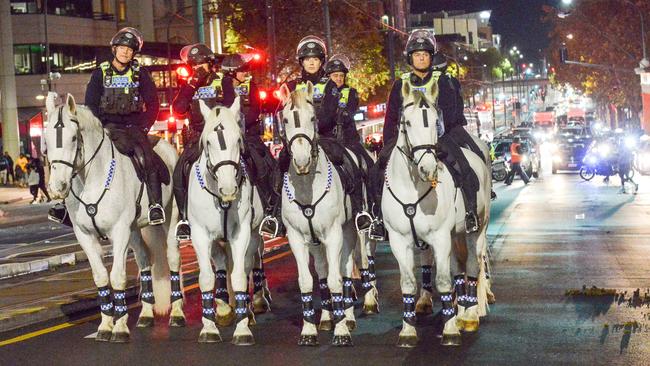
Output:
top-left (2, 162), bottom-right (650, 365)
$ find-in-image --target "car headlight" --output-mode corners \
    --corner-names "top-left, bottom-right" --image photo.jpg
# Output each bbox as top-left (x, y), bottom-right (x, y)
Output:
top-left (598, 144), bottom-right (610, 157)
top-left (547, 142), bottom-right (558, 152)
top-left (553, 155), bottom-right (562, 163)
top-left (625, 136), bottom-right (637, 148)
top-left (587, 156), bottom-right (597, 165)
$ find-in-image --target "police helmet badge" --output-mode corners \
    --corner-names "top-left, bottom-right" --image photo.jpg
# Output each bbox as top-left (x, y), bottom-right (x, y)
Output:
top-left (125, 32), bottom-right (133, 38)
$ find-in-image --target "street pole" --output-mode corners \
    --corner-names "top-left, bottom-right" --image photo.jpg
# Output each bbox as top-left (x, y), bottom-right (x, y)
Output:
top-left (502, 71), bottom-right (507, 127)
top-left (323, 0), bottom-right (333, 54)
top-left (491, 70), bottom-right (496, 131)
top-left (43, 0), bottom-right (51, 91)
top-left (194, 0), bottom-right (204, 43)
top-left (266, 0), bottom-right (276, 84)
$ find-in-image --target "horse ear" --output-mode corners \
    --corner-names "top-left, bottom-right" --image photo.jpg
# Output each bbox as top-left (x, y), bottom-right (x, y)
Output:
top-left (46, 92), bottom-right (57, 114)
top-left (198, 99), bottom-right (212, 120)
top-left (278, 83), bottom-right (291, 104)
top-left (305, 80), bottom-right (314, 96)
top-left (66, 93), bottom-right (76, 114)
top-left (230, 96), bottom-right (241, 117)
top-left (401, 80), bottom-right (411, 100)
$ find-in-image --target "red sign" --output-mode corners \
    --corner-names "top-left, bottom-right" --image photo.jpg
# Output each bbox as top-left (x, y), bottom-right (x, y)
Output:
top-left (29, 112), bottom-right (43, 137)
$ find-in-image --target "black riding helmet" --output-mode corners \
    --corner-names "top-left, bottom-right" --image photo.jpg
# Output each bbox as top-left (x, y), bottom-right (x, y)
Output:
top-left (110, 27), bottom-right (144, 53)
top-left (179, 44), bottom-right (215, 67)
top-left (432, 53), bottom-right (448, 72)
top-left (404, 29), bottom-right (437, 65)
top-left (325, 54), bottom-right (351, 75)
top-left (221, 53), bottom-right (249, 75)
top-left (296, 35), bottom-right (327, 62)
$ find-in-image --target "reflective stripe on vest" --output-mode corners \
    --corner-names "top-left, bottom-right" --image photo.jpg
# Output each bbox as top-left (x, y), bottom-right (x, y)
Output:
top-left (234, 78), bottom-right (251, 105)
top-left (401, 71), bottom-right (440, 96)
top-left (297, 80), bottom-right (327, 103)
top-left (192, 75), bottom-right (224, 109)
top-left (338, 88), bottom-right (350, 108)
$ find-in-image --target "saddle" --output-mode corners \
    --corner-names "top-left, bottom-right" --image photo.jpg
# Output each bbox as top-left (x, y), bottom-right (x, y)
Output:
top-left (319, 138), bottom-right (359, 195)
top-left (110, 131), bottom-right (170, 185)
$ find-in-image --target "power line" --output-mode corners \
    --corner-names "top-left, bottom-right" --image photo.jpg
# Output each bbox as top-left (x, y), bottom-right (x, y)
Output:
top-left (338, 0), bottom-right (409, 37)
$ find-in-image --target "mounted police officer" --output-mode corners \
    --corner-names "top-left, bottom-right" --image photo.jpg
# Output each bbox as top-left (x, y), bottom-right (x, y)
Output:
top-left (48, 27), bottom-right (164, 226)
top-left (369, 29), bottom-right (487, 238)
top-left (171, 43), bottom-right (223, 240)
top-left (221, 53), bottom-right (277, 224)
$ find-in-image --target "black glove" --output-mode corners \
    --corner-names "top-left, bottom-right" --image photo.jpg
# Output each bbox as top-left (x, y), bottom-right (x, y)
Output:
top-left (188, 67), bottom-right (210, 89)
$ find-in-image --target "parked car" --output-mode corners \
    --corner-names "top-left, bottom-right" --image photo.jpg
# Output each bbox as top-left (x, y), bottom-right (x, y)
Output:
top-left (492, 137), bottom-right (541, 178)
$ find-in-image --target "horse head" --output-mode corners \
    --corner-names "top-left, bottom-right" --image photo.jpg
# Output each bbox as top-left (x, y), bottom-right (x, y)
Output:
top-left (400, 81), bottom-right (443, 183)
top-left (199, 98), bottom-right (244, 202)
top-left (277, 82), bottom-right (318, 175)
top-left (45, 92), bottom-right (81, 197)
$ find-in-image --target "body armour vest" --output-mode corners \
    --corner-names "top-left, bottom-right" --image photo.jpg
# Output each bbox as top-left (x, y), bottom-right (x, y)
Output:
top-left (99, 61), bottom-right (143, 115)
top-left (296, 77), bottom-right (328, 108)
top-left (338, 87), bottom-right (350, 108)
top-left (401, 71), bottom-right (446, 137)
top-left (191, 74), bottom-right (224, 111)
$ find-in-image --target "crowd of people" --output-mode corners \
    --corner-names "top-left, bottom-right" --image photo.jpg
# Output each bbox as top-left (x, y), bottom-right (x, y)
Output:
top-left (0, 151), bottom-right (51, 204)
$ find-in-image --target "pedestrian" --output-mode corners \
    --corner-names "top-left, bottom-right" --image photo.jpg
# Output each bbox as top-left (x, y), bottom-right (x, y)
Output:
top-left (30, 156), bottom-right (51, 202)
top-left (3, 152), bottom-right (15, 185)
top-left (0, 153), bottom-right (8, 185)
top-left (504, 137), bottom-right (530, 185)
top-left (16, 154), bottom-right (29, 187)
top-left (617, 138), bottom-right (638, 194)
top-left (26, 165), bottom-right (40, 204)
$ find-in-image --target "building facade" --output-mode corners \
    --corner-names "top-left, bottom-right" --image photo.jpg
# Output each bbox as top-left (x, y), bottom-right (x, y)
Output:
top-left (409, 10), bottom-right (499, 52)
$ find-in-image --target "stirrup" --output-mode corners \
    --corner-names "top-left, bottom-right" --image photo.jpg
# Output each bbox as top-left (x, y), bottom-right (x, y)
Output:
top-left (148, 204), bottom-right (166, 225)
top-left (465, 212), bottom-right (479, 233)
top-left (259, 216), bottom-right (279, 238)
top-left (48, 203), bottom-right (72, 227)
top-left (368, 219), bottom-right (387, 241)
top-left (355, 211), bottom-right (373, 233)
top-left (175, 220), bottom-right (191, 241)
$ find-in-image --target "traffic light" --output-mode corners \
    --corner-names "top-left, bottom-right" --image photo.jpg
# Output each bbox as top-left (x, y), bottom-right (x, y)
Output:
top-left (167, 116), bottom-right (177, 132)
top-left (252, 52), bottom-right (262, 62)
top-left (259, 90), bottom-right (268, 101)
top-left (176, 64), bottom-right (192, 80)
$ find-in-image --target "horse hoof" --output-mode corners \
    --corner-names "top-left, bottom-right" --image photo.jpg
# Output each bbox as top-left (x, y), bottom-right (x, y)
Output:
top-left (253, 299), bottom-right (270, 314)
top-left (263, 289), bottom-right (273, 303)
top-left (232, 334), bottom-right (255, 346)
top-left (441, 333), bottom-right (462, 346)
top-left (460, 319), bottom-right (479, 333)
top-left (110, 332), bottom-right (130, 343)
top-left (198, 332), bottom-right (222, 343)
top-left (136, 316), bottom-right (154, 328)
top-left (362, 303), bottom-right (379, 315)
top-left (415, 302), bottom-right (433, 315)
top-left (169, 316), bottom-right (186, 327)
top-left (396, 335), bottom-right (418, 348)
top-left (248, 312), bottom-right (257, 326)
top-left (331, 335), bottom-right (353, 347)
top-left (487, 293), bottom-right (496, 304)
top-left (216, 312), bottom-right (235, 327)
top-left (95, 330), bottom-right (112, 342)
top-left (319, 320), bottom-right (333, 332)
top-left (298, 334), bottom-right (319, 346)
top-left (346, 320), bottom-right (356, 331)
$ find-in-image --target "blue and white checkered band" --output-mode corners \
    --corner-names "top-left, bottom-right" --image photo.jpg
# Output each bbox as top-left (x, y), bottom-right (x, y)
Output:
top-left (141, 292), bottom-right (154, 299)
top-left (106, 75), bottom-right (139, 89)
top-left (303, 309), bottom-right (316, 316)
top-left (403, 311), bottom-right (416, 318)
top-left (301, 295), bottom-right (313, 302)
top-left (216, 272), bottom-right (227, 279)
top-left (140, 274), bottom-right (152, 281)
top-left (333, 309), bottom-right (345, 317)
top-left (115, 305), bottom-right (128, 312)
top-left (467, 280), bottom-right (477, 286)
top-left (171, 291), bottom-right (182, 297)
top-left (319, 282), bottom-right (329, 289)
top-left (235, 85), bottom-right (249, 96)
top-left (332, 294), bottom-right (343, 302)
top-left (215, 288), bottom-right (228, 294)
top-left (235, 307), bottom-right (247, 314)
top-left (442, 308), bottom-right (455, 316)
top-left (193, 85), bottom-right (218, 100)
top-left (170, 274), bottom-right (181, 281)
top-left (201, 292), bottom-right (214, 300)
top-left (441, 294), bottom-right (453, 302)
top-left (465, 296), bottom-right (478, 303)
top-left (202, 308), bottom-right (215, 314)
top-left (114, 292), bottom-right (126, 299)
top-left (343, 279), bottom-right (353, 287)
top-left (402, 296), bottom-right (415, 304)
top-left (368, 257), bottom-right (375, 264)
top-left (100, 303), bottom-right (113, 311)
top-left (321, 298), bottom-right (331, 305)
top-left (98, 289), bottom-right (110, 297)
top-left (454, 277), bottom-right (465, 285)
top-left (234, 293), bottom-right (248, 301)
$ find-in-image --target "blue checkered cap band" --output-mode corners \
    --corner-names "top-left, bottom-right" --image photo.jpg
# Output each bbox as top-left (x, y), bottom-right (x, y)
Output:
top-left (203, 308), bottom-right (215, 314)
top-left (170, 275), bottom-right (181, 281)
top-left (235, 307), bottom-right (247, 314)
top-left (115, 305), bottom-right (128, 312)
top-left (172, 291), bottom-right (183, 297)
top-left (333, 309), bottom-right (345, 316)
top-left (98, 289), bottom-right (111, 297)
top-left (332, 295), bottom-right (343, 302)
top-left (141, 292), bottom-right (153, 298)
top-left (100, 303), bottom-right (113, 311)
top-left (303, 309), bottom-right (316, 316)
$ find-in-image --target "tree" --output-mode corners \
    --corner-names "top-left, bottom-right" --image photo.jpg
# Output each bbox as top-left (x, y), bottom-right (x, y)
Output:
top-left (218, 0), bottom-right (390, 102)
top-left (544, 1), bottom-right (650, 115)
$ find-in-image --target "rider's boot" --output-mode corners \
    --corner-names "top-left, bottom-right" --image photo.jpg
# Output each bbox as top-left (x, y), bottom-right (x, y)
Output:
top-left (173, 159), bottom-right (192, 241)
top-left (461, 187), bottom-right (480, 233)
top-left (48, 202), bottom-right (72, 227)
top-left (368, 202), bottom-right (387, 241)
top-left (351, 185), bottom-right (372, 233)
top-left (133, 145), bottom-right (165, 226)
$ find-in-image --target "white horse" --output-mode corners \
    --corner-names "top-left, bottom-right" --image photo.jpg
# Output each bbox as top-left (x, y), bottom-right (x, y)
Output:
top-left (382, 83), bottom-right (463, 347)
top-left (186, 99), bottom-right (264, 344)
top-left (44, 93), bottom-right (182, 342)
top-left (277, 83), bottom-right (358, 346)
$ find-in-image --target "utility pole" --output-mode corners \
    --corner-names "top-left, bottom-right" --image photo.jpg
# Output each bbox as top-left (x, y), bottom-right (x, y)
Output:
top-left (44, 0), bottom-right (51, 91)
top-left (194, 0), bottom-right (204, 44)
top-left (266, 0), bottom-right (276, 83)
top-left (322, 0), bottom-right (333, 54)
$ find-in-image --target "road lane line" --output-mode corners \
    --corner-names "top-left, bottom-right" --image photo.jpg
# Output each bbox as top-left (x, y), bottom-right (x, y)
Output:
top-left (0, 245), bottom-right (291, 346)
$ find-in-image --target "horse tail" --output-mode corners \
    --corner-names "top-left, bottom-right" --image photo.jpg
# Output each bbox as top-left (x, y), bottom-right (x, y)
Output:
top-left (141, 226), bottom-right (172, 316)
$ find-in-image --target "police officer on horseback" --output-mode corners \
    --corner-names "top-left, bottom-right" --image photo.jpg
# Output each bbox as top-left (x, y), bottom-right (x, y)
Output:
top-left (171, 43), bottom-right (221, 240)
top-left (369, 29), bottom-right (486, 237)
top-left (49, 27), bottom-right (164, 226)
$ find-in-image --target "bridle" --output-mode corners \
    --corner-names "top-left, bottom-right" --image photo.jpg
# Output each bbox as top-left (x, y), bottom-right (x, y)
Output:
top-left (277, 99), bottom-right (320, 164)
top-left (396, 97), bottom-right (442, 168)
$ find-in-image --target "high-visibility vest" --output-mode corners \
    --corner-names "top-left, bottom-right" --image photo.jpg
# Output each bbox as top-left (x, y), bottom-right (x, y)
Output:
top-left (510, 142), bottom-right (522, 163)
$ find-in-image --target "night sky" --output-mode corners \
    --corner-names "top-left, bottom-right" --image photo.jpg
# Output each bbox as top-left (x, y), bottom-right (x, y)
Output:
top-left (411, 0), bottom-right (555, 60)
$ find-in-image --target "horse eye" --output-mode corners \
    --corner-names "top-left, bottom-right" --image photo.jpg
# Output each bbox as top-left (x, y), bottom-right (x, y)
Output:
top-left (283, 118), bottom-right (289, 125)
top-left (71, 136), bottom-right (76, 142)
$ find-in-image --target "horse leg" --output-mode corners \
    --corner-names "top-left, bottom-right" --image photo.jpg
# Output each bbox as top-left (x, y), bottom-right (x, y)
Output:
top-left (477, 225), bottom-right (494, 313)
top-left (415, 246), bottom-right (434, 315)
top-left (363, 238), bottom-right (380, 314)
top-left (75, 229), bottom-right (113, 342)
top-left (230, 226), bottom-right (255, 346)
top-left (359, 236), bottom-right (378, 315)
top-left (386, 230), bottom-right (418, 348)
top-left (108, 227), bottom-right (133, 343)
top-left (128, 230), bottom-right (155, 328)
top-left (212, 243), bottom-right (235, 327)
top-left (251, 234), bottom-right (271, 314)
top-left (193, 227), bottom-right (221, 343)
top-left (341, 223), bottom-right (357, 332)
top-left (165, 209), bottom-right (186, 327)
top-left (324, 227), bottom-right (352, 347)
top-left (455, 230), bottom-right (481, 333)
top-left (432, 229), bottom-right (461, 346)
top-left (288, 230), bottom-right (318, 346)
top-left (311, 245), bottom-right (332, 331)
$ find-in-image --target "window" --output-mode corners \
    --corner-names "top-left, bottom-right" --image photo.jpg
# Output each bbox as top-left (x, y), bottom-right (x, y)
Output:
top-left (117, 0), bottom-right (127, 21)
top-left (468, 31), bottom-right (474, 45)
top-left (10, 0), bottom-right (40, 14)
top-left (14, 44), bottom-right (45, 75)
top-left (14, 44), bottom-right (101, 75)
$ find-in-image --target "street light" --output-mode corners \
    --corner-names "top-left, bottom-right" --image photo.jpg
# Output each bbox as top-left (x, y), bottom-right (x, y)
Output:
top-left (561, 0), bottom-right (573, 5)
top-left (566, 33), bottom-right (574, 40)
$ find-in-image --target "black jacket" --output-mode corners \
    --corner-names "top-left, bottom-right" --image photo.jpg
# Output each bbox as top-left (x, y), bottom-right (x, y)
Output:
top-left (383, 71), bottom-right (466, 145)
top-left (172, 72), bottom-right (234, 132)
top-left (85, 59), bottom-right (159, 130)
top-left (287, 69), bottom-right (339, 137)
top-left (221, 75), bottom-right (261, 136)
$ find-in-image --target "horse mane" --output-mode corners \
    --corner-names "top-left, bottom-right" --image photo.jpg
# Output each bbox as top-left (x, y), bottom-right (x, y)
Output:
top-left (74, 105), bottom-right (104, 132)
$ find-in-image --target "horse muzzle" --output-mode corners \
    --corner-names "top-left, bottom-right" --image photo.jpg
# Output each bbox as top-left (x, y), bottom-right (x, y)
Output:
top-left (293, 158), bottom-right (312, 175)
top-left (218, 186), bottom-right (238, 202)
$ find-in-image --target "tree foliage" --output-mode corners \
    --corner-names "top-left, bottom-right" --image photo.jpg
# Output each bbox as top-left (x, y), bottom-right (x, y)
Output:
top-left (218, 0), bottom-right (389, 101)
top-left (544, 1), bottom-right (650, 112)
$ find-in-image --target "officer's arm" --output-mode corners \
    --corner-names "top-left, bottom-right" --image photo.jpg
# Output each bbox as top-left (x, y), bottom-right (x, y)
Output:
top-left (172, 83), bottom-right (196, 115)
top-left (221, 76), bottom-right (236, 108)
top-left (84, 69), bottom-right (103, 118)
top-left (345, 88), bottom-right (359, 116)
top-left (452, 77), bottom-right (467, 126)
top-left (139, 70), bottom-right (159, 131)
top-left (245, 81), bottom-right (262, 133)
top-left (316, 80), bottom-right (339, 134)
top-left (437, 76), bottom-right (456, 131)
top-left (383, 79), bottom-right (402, 143)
